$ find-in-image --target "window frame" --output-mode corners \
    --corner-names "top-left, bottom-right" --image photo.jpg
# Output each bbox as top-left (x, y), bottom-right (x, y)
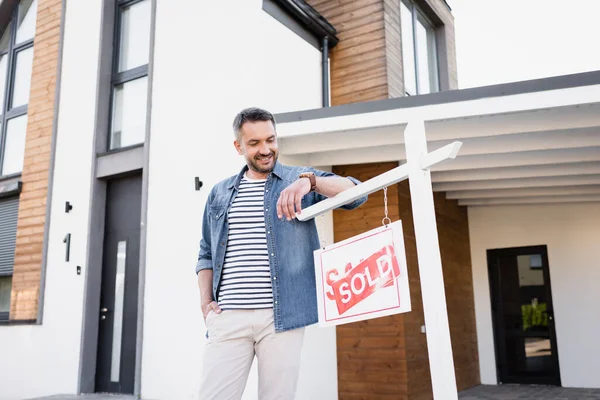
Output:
top-left (0, 2), bottom-right (34, 176)
top-left (401, 0), bottom-right (440, 96)
top-left (107, 0), bottom-right (150, 151)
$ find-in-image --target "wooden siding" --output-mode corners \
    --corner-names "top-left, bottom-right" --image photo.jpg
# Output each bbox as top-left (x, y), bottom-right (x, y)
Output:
top-left (307, 0), bottom-right (390, 105)
top-left (308, 0), bottom-right (458, 104)
top-left (10, 0), bottom-right (62, 320)
top-left (383, 0), bottom-right (404, 97)
top-left (434, 191), bottom-right (480, 391)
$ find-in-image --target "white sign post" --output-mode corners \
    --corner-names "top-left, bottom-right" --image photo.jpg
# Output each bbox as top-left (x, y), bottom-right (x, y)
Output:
top-left (297, 120), bottom-right (461, 400)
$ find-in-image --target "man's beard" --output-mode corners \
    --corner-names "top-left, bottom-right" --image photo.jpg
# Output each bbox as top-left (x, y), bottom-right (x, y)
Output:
top-left (249, 152), bottom-right (277, 173)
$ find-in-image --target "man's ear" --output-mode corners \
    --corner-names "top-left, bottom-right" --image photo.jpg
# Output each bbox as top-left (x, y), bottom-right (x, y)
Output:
top-left (234, 140), bottom-right (243, 155)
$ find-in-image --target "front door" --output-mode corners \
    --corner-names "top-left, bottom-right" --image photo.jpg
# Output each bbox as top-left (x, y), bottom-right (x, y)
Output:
top-left (95, 174), bottom-right (142, 394)
top-left (487, 245), bottom-right (561, 385)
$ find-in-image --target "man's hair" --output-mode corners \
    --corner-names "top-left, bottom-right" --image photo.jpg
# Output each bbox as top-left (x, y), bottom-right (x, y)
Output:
top-left (232, 107), bottom-right (276, 141)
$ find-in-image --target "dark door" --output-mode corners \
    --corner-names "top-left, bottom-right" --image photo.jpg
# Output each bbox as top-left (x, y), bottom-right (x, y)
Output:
top-left (95, 174), bottom-right (142, 394)
top-left (488, 245), bottom-right (560, 385)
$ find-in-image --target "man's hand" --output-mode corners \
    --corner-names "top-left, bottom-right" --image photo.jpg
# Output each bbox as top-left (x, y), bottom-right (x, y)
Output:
top-left (277, 178), bottom-right (312, 220)
top-left (202, 300), bottom-right (222, 322)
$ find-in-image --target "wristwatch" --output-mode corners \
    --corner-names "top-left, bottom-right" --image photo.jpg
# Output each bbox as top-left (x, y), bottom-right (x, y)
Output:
top-left (298, 172), bottom-right (317, 192)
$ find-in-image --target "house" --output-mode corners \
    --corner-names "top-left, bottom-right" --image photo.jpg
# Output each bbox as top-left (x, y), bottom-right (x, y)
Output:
top-left (0, 0), bottom-right (598, 399)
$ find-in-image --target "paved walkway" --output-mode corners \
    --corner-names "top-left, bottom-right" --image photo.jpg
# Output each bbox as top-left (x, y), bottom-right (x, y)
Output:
top-left (459, 384), bottom-right (600, 399)
top-left (27, 385), bottom-right (600, 399)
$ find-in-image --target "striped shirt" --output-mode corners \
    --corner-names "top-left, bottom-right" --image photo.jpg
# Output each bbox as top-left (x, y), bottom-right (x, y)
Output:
top-left (217, 175), bottom-right (273, 309)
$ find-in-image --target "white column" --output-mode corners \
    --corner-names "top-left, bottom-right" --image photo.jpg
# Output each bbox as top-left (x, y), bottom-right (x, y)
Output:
top-left (405, 119), bottom-right (458, 399)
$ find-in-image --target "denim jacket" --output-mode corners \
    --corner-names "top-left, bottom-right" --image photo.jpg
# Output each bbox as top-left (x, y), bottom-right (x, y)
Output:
top-left (196, 162), bottom-right (367, 332)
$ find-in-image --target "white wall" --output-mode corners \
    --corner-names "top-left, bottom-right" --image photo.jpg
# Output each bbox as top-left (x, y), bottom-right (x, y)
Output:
top-left (469, 202), bottom-right (600, 388)
top-left (142, 1), bottom-right (329, 399)
top-left (0, 1), bottom-right (102, 399)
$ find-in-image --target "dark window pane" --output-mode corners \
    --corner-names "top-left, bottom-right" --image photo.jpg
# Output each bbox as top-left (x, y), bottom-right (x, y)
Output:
top-left (0, 276), bottom-right (12, 313)
top-left (498, 253), bottom-right (554, 376)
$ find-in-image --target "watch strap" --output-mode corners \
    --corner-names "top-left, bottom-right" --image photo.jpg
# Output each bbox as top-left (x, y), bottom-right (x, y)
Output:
top-left (299, 172), bottom-right (317, 192)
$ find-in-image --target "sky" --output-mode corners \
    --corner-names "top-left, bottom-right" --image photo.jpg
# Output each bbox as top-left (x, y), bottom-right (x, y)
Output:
top-left (449, 0), bottom-right (600, 89)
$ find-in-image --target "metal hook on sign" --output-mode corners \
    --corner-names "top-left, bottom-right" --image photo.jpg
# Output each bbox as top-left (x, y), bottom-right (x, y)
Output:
top-left (382, 187), bottom-right (391, 227)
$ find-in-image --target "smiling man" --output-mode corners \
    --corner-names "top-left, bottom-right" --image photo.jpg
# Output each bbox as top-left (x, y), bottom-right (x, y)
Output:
top-left (195, 107), bottom-right (367, 400)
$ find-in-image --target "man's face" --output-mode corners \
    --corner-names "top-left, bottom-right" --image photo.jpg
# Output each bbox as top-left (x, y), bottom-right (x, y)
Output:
top-left (234, 120), bottom-right (279, 177)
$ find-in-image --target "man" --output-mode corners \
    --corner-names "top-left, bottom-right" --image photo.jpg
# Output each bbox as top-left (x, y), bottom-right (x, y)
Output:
top-left (196, 107), bottom-right (367, 400)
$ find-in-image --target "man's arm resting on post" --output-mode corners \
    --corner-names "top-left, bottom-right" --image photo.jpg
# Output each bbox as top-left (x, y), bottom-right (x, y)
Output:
top-left (313, 176), bottom-right (356, 198)
top-left (313, 174), bottom-right (367, 210)
top-left (277, 175), bottom-right (365, 220)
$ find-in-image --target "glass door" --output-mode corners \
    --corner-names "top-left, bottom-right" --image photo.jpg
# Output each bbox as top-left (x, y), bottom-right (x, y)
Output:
top-left (487, 245), bottom-right (561, 385)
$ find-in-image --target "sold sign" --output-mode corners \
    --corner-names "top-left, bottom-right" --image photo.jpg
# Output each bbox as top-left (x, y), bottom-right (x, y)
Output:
top-left (325, 245), bottom-right (400, 315)
top-left (314, 220), bottom-right (411, 327)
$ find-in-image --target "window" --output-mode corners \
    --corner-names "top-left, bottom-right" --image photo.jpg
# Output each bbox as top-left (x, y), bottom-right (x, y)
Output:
top-left (400, 0), bottom-right (439, 96)
top-left (108, 0), bottom-right (151, 150)
top-left (0, 196), bottom-right (19, 321)
top-left (0, 0), bottom-right (37, 176)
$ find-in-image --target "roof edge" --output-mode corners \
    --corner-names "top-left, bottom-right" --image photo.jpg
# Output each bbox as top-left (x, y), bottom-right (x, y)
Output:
top-left (275, 0), bottom-right (339, 47)
top-left (275, 70), bottom-right (600, 123)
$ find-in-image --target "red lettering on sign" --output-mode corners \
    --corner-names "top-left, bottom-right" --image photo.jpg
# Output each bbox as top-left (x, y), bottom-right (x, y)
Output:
top-left (325, 244), bottom-right (400, 315)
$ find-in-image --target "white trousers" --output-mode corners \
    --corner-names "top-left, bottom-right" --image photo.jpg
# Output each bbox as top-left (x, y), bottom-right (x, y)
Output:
top-left (199, 309), bottom-right (305, 400)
